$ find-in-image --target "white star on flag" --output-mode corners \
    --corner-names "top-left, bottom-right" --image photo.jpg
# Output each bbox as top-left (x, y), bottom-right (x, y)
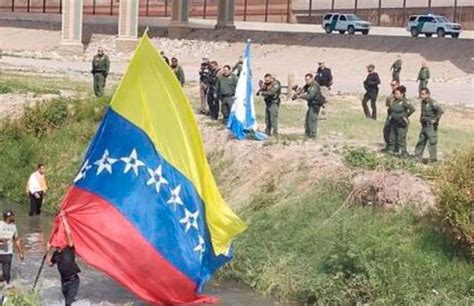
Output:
top-left (121, 149), bottom-right (145, 176)
top-left (179, 209), bottom-right (200, 233)
top-left (146, 166), bottom-right (168, 193)
top-left (194, 236), bottom-right (205, 256)
top-left (167, 185), bottom-right (184, 210)
top-left (94, 149), bottom-right (118, 175)
top-left (74, 159), bottom-right (92, 183)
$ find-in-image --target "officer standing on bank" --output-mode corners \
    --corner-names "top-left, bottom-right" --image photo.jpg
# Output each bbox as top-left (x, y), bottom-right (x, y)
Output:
top-left (91, 47), bottom-right (110, 97)
top-left (257, 73), bottom-right (281, 136)
top-left (414, 88), bottom-right (444, 163)
top-left (294, 74), bottom-right (325, 139)
top-left (361, 64), bottom-right (381, 120)
top-left (216, 65), bottom-right (238, 125)
top-left (207, 61), bottom-right (221, 120)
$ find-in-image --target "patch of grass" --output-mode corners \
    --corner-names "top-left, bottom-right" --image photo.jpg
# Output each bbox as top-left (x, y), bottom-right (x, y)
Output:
top-left (0, 95), bottom-right (110, 212)
top-left (433, 147), bottom-right (474, 257)
top-left (222, 182), bottom-right (474, 304)
top-left (3, 284), bottom-right (39, 306)
top-left (344, 147), bottom-right (421, 173)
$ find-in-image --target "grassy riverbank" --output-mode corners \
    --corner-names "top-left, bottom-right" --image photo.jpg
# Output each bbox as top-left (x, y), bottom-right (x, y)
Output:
top-left (1, 73), bottom-right (473, 304)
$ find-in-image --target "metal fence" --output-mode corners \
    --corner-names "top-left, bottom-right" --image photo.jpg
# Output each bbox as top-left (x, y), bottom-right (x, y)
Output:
top-left (1, 0), bottom-right (473, 29)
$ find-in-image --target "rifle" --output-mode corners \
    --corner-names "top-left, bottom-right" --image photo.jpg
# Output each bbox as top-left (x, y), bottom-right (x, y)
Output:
top-left (256, 80), bottom-right (270, 96)
top-left (291, 84), bottom-right (308, 100)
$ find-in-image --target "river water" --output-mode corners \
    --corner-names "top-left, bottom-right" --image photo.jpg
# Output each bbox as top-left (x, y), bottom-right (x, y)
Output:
top-left (0, 200), bottom-right (275, 306)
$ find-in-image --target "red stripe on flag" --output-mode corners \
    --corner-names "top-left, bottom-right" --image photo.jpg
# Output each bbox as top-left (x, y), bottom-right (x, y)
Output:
top-left (49, 186), bottom-right (217, 305)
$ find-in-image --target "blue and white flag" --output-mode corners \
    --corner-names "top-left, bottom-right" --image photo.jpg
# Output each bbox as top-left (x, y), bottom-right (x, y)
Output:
top-left (227, 40), bottom-right (266, 140)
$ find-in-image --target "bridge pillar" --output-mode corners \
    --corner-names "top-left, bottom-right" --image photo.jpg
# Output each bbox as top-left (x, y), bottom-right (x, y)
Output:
top-left (59, 0), bottom-right (84, 55)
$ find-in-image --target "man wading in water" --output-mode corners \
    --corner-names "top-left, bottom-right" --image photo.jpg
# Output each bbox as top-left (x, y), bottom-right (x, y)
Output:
top-left (47, 211), bottom-right (81, 306)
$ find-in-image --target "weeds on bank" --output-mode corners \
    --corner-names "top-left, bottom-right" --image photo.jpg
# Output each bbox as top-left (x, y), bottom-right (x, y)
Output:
top-left (3, 284), bottom-right (39, 306)
top-left (223, 181), bottom-right (474, 304)
top-left (344, 147), bottom-right (421, 173)
top-left (432, 147), bottom-right (474, 257)
top-left (0, 78), bottom-right (61, 96)
top-left (0, 95), bottom-right (110, 212)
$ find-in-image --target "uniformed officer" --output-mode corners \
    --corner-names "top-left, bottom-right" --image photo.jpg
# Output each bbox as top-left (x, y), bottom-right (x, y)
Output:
top-left (386, 85), bottom-right (415, 158)
top-left (362, 64), bottom-right (381, 120)
top-left (383, 79), bottom-right (401, 150)
top-left (171, 57), bottom-right (185, 87)
top-left (207, 61), bottom-right (220, 120)
top-left (414, 88), bottom-right (444, 163)
top-left (216, 65), bottom-right (238, 125)
top-left (390, 55), bottom-right (402, 82)
top-left (199, 57), bottom-right (211, 114)
top-left (257, 73), bottom-right (281, 136)
top-left (315, 61), bottom-right (333, 90)
top-left (417, 61), bottom-right (430, 93)
top-left (91, 47), bottom-right (110, 97)
top-left (295, 74), bottom-right (325, 139)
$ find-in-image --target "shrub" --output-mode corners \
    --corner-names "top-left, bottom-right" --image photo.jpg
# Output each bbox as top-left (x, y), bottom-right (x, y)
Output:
top-left (435, 147), bottom-right (474, 257)
top-left (0, 82), bottom-right (13, 94)
top-left (344, 148), bottom-right (379, 170)
top-left (22, 98), bottom-right (69, 137)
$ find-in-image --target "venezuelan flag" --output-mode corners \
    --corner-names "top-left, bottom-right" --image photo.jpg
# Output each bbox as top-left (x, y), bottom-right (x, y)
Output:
top-left (50, 34), bottom-right (246, 304)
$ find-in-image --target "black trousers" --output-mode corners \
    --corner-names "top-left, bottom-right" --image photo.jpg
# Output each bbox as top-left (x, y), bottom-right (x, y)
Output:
top-left (62, 276), bottom-right (80, 306)
top-left (362, 90), bottom-right (378, 120)
top-left (29, 192), bottom-right (43, 216)
top-left (0, 254), bottom-right (12, 284)
top-left (207, 88), bottom-right (219, 120)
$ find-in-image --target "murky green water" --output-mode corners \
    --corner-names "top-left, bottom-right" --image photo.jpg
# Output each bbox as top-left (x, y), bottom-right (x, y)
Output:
top-left (0, 200), bottom-right (276, 305)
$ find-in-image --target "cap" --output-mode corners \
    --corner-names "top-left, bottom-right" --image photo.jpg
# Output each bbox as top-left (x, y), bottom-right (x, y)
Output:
top-left (3, 210), bottom-right (14, 219)
top-left (318, 61), bottom-right (325, 65)
top-left (367, 64), bottom-right (375, 69)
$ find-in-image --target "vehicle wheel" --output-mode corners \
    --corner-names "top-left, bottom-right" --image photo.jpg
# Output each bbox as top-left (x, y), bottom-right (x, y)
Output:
top-left (362, 30), bottom-right (369, 35)
top-left (437, 28), bottom-right (445, 38)
top-left (425, 33), bottom-right (432, 37)
top-left (411, 27), bottom-right (419, 37)
top-left (452, 33), bottom-right (459, 38)
top-left (325, 25), bottom-right (332, 34)
top-left (339, 30), bottom-right (345, 34)
top-left (348, 26), bottom-right (355, 35)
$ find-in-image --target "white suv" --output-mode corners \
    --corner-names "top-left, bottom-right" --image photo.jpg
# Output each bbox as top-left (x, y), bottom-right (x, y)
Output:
top-left (406, 14), bottom-right (462, 38)
top-left (322, 13), bottom-right (371, 35)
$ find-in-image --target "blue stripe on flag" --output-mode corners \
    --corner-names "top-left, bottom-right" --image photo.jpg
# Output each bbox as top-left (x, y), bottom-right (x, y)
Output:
top-left (74, 108), bottom-right (230, 287)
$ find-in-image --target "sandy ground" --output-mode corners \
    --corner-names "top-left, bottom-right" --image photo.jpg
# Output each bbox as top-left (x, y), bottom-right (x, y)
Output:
top-left (1, 25), bottom-right (473, 107)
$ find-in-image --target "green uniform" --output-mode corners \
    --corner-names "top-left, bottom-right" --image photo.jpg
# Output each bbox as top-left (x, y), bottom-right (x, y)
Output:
top-left (172, 65), bottom-right (185, 86)
top-left (387, 97), bottom-right (415, 156)
top-left (383, 93), bottom-right (395, 147)
top-left (417, 67), bottom-right (430, 93)
top-left (216, 73), bottom-right (238, 124)
top-left (301, 81), bottom-right (323, 139)
top-left (232, 61), bottom-right (243, 78)
top-left (92, 54), bottom-right (110, 97)
top-left (260, 80), bottom-right (281, 136)
top-left (414, 97), bottom-right (444, 162)
top-left (391, 59), bottom-right (402, 81)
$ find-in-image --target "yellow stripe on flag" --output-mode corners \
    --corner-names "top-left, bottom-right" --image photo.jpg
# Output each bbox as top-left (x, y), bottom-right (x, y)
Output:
top-left (110, 35), bottom-right (246, 255)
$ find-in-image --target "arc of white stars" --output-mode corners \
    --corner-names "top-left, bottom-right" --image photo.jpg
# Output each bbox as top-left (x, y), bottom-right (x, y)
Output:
top-left (167, 185), bottom-right (184, 210)
top-left (179, 209), bottom-right (200, 233)
top-left (74, 159), bottom-right (92, 183)
top-left (94, 149), bottom-right (118, 175)
top-left (121, 149), bottom-right (145, 176)
top-left (193, 236), bottom-right (205, 256)
top-left (146, 165), bottom-right (168, 193)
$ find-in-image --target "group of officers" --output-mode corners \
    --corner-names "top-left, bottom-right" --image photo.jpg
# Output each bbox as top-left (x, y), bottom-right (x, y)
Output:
top-left (91, 46), bottom-right (442, 163)
top-left (198, 55), bottom-right (442, 163)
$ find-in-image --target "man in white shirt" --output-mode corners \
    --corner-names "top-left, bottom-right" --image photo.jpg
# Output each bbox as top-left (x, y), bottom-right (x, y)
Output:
top-left (26, 164), bottom-right (48, 216)
top-left (0, 210), bottom-right (24, 284)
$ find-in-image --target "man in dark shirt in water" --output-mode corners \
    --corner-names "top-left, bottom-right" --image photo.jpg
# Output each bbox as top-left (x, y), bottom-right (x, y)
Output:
top-left (47, 211), bottom-right (81, 306)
